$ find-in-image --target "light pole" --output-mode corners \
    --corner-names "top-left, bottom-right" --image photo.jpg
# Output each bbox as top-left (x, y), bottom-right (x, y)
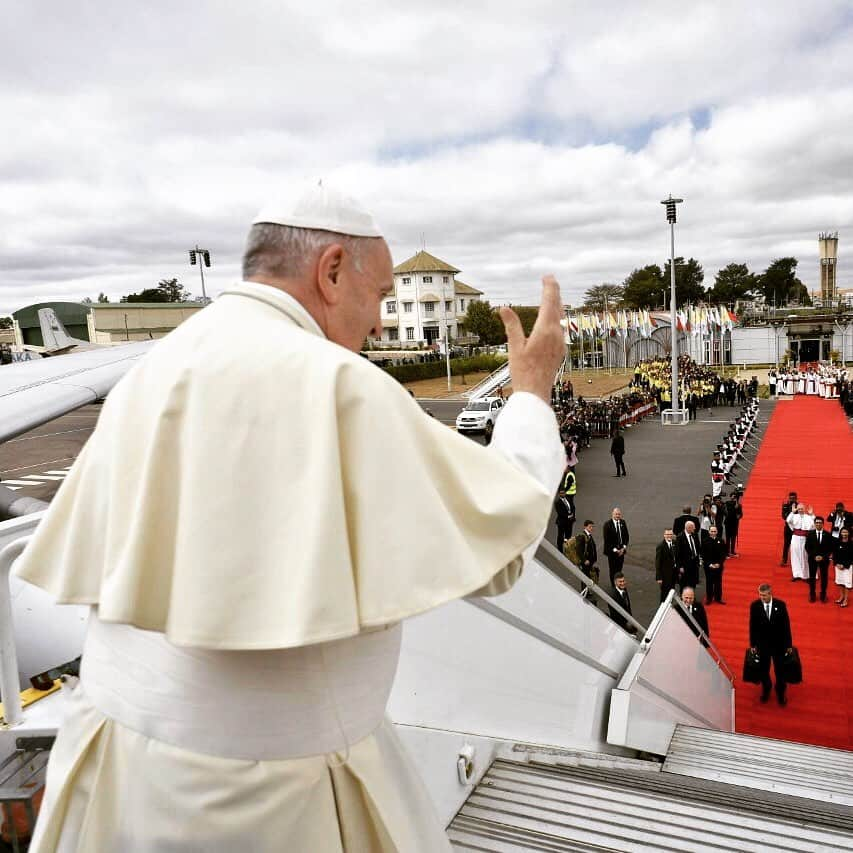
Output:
top-left (440, 280), bottom-right (451, 393)
top-left (188, 246), bottom-right (211, 303)
top-left (660, 194), bottom-right (683, 422)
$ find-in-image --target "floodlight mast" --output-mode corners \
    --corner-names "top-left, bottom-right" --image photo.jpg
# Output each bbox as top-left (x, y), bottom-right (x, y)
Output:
top-left (188, 245), bottom-right (211, 303)
top-left (661, 195), bottom-right (683, 420)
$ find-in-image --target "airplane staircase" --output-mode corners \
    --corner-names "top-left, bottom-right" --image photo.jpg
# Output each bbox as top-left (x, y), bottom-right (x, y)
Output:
top-left (448, 734), bottom-right (853, 851)
top-left (463, 362), bottom-right (511, 400)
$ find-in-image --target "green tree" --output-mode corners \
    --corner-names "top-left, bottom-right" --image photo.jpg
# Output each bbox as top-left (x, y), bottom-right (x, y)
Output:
top-left (81, 297), bottom-right (93, 305)
top-left (708, 263), bottom-right (758, 304)
top-left (508, 305), bottom-right (539, 336)
top-left (463, 300), bottom-right (506, 345)
top-left (583, 283), bottom-right (624, 310)
top-left (123, 278), bottom-right (191, 304)
top-left (97, 292), bottom-right (110, 303)
top-left (758, 258), bottom-right (808, 306)
top-left (663, 257), bottom-right (706, 304)
top-left (621, 265), bottom-right (666, 309)
top-left (0, 316), bottom-right (12, 330)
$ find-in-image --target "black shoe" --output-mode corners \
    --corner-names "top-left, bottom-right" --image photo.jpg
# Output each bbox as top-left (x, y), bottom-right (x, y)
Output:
top-left (821, 596), bottom-right (827, 603)
top-left (717, 600), bottom-right (726, 605)
top-left (778, 695), bottom-right (787, 707)
top-left (809, 594), bottom-right (816, 602)
top-left (760, 692), bottom-right (770, 704)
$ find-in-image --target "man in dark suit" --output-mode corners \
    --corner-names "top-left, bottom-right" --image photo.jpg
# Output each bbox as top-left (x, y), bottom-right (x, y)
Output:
top-left (805, 516), bottom-right (834, 603)
top-left (655, 528), bottom-right (678, 603)
top-left (679, 586), bottom-right (709, 639)
top-left (676, 521), bottom-right (702, 589)
top-left (780, 490), bottom-right (797, 566)
top-left (609, 429), bottom-right (626, 477)
top-left (602, 507), bottom-right (630, 585)
top-left (608, 572), bottom-right (636, 634)
top-left (576, 519), bottom-right (598, 601)
top-left (749, 583), bottom-right (794, 705)
top-left (673, 505), bottom-right (700, 537)
top-left (700, 524), bottom-right (727, 604)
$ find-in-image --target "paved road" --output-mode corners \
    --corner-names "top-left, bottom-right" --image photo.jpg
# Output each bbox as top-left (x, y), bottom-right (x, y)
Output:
top-left (0, 404), bottom-right (101, 503)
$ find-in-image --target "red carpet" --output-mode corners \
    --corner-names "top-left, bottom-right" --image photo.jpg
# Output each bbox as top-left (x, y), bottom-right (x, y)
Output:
top-left (711, 396), bottom-right (853, 751)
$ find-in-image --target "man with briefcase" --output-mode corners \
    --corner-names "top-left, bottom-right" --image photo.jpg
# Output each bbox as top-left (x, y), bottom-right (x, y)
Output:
top-left (748, 582), bottom-right (795, 706)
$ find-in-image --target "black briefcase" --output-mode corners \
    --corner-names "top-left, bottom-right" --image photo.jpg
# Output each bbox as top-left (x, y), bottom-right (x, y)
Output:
top-left (782, 647), bottom-right (803, 684)
top-left (742, 648), bottom-right (762, 683)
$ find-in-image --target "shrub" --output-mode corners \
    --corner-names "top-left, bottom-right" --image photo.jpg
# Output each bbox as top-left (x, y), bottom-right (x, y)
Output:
top-left (382, 354), bottom-right (507, 383)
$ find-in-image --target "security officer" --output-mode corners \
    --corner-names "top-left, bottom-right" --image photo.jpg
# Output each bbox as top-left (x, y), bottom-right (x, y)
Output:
top-left (554, 464), bottom-right (577, 552)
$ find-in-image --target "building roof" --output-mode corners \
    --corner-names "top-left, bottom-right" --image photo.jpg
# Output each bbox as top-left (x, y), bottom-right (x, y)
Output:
top-left (454, 279), bottom-right (483, 296)
top-left (418, 293), bottom-right (441, 302)
top-left (394, 250), bottom-right (460, 274)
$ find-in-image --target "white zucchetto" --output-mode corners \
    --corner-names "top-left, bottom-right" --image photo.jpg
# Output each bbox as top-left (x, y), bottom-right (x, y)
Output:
top-left (253, 181), bottom-right (383, 238)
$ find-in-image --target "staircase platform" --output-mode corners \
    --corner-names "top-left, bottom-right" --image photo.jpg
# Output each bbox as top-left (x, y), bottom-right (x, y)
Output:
top-left (664, 724), bottom-right (853, 806)
top-left (448, 756), bottom-right (853, 851)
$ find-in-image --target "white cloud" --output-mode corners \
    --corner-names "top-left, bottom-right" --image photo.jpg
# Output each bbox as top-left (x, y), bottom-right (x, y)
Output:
top-left (2, 1), bottom-right (853, 311)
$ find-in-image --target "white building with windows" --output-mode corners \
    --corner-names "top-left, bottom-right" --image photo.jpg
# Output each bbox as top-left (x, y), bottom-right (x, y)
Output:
top-left (376, 251), bottom-right (483, 347)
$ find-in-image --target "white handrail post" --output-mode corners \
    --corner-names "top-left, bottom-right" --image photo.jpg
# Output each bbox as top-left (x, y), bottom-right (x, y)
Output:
top-left (0, 537), bottom-right (30, 727)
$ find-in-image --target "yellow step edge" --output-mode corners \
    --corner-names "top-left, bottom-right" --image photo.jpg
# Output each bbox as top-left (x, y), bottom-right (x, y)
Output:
top-left (0, 680), bottom-right (62, 722)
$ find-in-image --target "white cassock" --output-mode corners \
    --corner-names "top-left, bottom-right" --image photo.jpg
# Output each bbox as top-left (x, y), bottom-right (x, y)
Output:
top-left (15, 281), bottom-right (565, 852)
top-left (786, 511), bottom-right (814, 580)
top-left (797, 373), bottom-right (806, 394)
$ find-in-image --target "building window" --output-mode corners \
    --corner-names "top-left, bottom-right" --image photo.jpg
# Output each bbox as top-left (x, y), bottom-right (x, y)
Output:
top-left (460, 298), bottom-right (465, 310)
top-left (443, 276), bottom-right (449, 283)
top-left (406, 327), bottom-right (415, 341)
top-left (423, 276), bottom-right (433, 283)
top-left (388, 327), bottom-right (399, 341)
top-left (445, 300), bottom-right (452, 313)
top-left (402, 277), bottom-right (411, 285)
top-left (424, 301), bottom-right (435, 314)
top-left (403, 301), bottom-right (413, 313)
top-left (386, 300), bottom-right (396, 314)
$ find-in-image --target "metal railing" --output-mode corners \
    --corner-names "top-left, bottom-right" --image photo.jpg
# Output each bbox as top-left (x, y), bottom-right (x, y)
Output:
top-left (537, 540), bottom-right (647, 637)
top-left (0, 537), bottom-right (30, 727)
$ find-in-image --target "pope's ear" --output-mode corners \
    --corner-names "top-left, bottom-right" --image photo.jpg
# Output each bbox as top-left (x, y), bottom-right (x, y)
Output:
top-left (315, 243), bottom-right (345, 305)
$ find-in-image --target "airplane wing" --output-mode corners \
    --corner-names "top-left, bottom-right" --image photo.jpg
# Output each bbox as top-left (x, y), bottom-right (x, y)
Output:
top-left (0, 341), bottom-right (155, 443)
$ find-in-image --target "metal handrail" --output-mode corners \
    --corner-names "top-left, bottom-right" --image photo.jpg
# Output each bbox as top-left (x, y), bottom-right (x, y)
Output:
top-left (644, 590), bottom-right (735, 684)
top-left (0, 537), bottom-right (31, 727)
top-left (537, 540), bottom-right (646, 636)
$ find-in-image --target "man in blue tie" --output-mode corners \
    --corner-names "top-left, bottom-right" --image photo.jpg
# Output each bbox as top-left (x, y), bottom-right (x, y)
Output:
top-left (749, 583), bottom-right (794, 706)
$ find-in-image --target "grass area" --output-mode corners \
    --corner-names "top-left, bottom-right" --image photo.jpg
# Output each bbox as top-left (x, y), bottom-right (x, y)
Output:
top-left (405, 368), bottom-right (633, 399)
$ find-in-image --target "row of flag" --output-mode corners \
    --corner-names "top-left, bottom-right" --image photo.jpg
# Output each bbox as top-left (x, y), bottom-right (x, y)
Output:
top-left (560, 305), bottom-right (737, 340)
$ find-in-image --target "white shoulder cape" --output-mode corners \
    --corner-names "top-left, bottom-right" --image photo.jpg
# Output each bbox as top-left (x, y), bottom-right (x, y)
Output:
top-left (15, 283), bottom-right (554, 649)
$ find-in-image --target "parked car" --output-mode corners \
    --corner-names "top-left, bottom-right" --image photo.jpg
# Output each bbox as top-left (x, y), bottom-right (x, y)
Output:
top-left (455, 396), bottom-right (504, 438)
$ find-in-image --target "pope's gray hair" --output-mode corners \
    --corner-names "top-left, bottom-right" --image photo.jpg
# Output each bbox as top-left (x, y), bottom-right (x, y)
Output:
top-left (241, 223), bottom-right (370, 279)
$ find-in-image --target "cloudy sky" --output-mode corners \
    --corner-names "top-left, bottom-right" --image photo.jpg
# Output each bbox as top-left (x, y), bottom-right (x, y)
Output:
top-left (2, 0), bottom-right (853, 313)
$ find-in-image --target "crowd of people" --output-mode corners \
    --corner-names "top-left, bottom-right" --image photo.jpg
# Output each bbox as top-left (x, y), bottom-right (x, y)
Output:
top-left (631, 355), bottom-right (756, 413)
top-left (781, 494), bottom-right (853, 606)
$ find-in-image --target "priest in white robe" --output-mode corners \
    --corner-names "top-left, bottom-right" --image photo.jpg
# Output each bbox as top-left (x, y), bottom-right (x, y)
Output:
top-left (14, 184), bottom-right (568, 852)
top-left (787, 503), bottom-right (814, 582)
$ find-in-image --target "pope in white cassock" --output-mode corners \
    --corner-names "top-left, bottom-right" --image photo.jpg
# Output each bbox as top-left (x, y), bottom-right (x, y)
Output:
top-left (14, 184), bottom-right (567, 851)
top-left (787, 502), bottom-right (815, 582)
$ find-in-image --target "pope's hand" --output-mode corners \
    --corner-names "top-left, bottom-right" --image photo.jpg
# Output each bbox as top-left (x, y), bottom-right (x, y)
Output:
top-left (499, 275), bottom-right (565, 404)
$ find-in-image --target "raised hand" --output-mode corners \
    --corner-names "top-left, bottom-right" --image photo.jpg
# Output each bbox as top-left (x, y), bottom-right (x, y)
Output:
top-left (499, 275), bottom-right (565, 404)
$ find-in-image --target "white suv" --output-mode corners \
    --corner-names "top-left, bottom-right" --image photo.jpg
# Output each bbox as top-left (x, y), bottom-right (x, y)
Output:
top-left (455, 396), bottom-right (504, 436)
